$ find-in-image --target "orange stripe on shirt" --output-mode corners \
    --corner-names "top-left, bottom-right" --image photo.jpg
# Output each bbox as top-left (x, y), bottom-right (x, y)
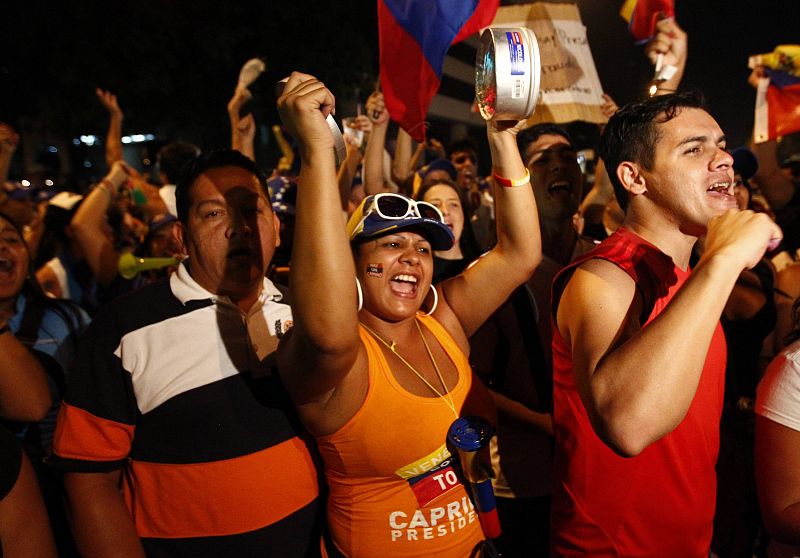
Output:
top-left (123, 436), bottom-right (320, 538)
top-left (53, 402), bottom-right (134, 461)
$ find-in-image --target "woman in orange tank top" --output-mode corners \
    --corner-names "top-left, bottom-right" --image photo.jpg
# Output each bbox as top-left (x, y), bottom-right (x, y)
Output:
top-left (275, 72), bottom-right (542, 557)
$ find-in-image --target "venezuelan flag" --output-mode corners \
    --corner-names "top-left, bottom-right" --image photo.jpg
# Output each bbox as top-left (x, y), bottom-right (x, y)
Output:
top-left (753, 46), bottom-right (800, 143)
top-left (378, 0), bottom-right (498, 142)
top-left (619, 0), bottom-right (674, 44)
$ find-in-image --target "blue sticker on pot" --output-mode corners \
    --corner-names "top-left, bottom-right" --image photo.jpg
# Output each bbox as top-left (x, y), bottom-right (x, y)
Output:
top-left (506, 31), bottom-right (525, 76)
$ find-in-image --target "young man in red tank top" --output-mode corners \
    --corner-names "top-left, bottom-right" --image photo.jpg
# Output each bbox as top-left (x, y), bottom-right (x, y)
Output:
top-left (550, 90), bottom-right (782, 556)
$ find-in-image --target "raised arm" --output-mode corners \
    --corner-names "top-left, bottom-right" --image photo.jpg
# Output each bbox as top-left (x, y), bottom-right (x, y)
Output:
top-left (362, 91), bottom-right (396, 194)
top-left (337, 115), bottom-right (369, 210)
top-left (96, 89), bottom-right (124, 167)
top-left (581, 94), bottom-right (618, 224)
top-left (644, 18), bottom-right (688, 95)
top-left (391, 128), bottom-right (437, 188)
top-left (752, 139), bottom-right (795, 209)
top-left (744, 65), bottom-right (797, 209)
top-left (276, 73), bottom-right (361, 416)
top-left (558, 209), bottom-right (781, 457)
top-left (228, 86), bottom-right (256, 161)
top-left (391, 126), bottom-right (415, 186)
top-left (70, 161), bottom-right (130, 287)
top-left (438, 118), bottom-right (541, 337)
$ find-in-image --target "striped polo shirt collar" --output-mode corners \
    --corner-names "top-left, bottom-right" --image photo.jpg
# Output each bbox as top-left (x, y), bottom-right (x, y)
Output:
top-left (170, 260), bottom-right (283, 307)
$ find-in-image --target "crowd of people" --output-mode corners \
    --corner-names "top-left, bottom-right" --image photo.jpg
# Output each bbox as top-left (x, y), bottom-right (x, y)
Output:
top-left (2, 14), bottom-right (800, 558)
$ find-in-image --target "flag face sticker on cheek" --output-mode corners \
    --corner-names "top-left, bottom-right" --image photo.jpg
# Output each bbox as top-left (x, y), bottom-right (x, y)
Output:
top-left (367, 263), bottom-right (384, 277)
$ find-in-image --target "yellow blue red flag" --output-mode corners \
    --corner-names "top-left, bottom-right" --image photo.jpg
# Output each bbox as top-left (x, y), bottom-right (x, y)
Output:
top-left (378, 0), bottom-right (499, 142)
top-left (619, 0), bottom-right (674, 44)
top-left (752, 46), bottom-right (800, 143)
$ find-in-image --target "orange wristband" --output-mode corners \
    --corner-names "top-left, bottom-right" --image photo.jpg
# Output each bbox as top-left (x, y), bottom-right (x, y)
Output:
top-left (492, 169), bottom-right (530, 188)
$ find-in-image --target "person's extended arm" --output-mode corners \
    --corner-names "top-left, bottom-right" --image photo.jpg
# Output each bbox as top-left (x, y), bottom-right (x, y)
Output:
top-left (71, 161), bottom-right (130, 287)
top-left (64, 471), bottom-right (146, 558)
top-left (0, 326), bottom-right (51, 422)
top-left (558, 209), bottom-right (781, 457)
top-left (96, 89), bottom-right (124, 167)
top-left (439, 118), bottom-right (541, 338)
top-left (581, 94), bottom-right (618, 225)
top-left (752, 138), bottom-right (795, 209)
top-left (22, 203), bottom-right (46, 262)
top-left (757, 415), bottom-right (800, 544)
top-left (275, 73), bottom-right (361, 429)
top-left (391, 127), bottom-right (422, 186)
top-left (337, 115), bottom-right (369, 210)
top-left (0, 449), bottom-right (57, 558)
top-left (581, 159), bottom-right (615, 228)
top-left (362, 91), bottom-right (395, 194)
top-left (337, 137), bottom-right (362, 210)
top-left (645, 18), bottom-right (687, 95)
top-left (746, 65), bottom-right (796, 209)
top-left (228, 86), bottom-right (256, 161)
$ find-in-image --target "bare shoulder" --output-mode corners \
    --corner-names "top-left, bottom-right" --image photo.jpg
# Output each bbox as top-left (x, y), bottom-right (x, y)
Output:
top-left (559, 258), bottom-right (637, 312)
top-left (556, 258), bottom-right (639, 347)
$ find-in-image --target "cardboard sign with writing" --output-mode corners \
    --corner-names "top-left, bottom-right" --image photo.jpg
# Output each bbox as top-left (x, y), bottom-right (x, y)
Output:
top-left (490, 3), bottom-right (607, 126)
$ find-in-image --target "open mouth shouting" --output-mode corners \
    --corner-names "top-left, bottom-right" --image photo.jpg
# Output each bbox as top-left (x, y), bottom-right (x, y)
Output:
top-left (548, 179), bottom-right (573, 194)
top-left (706, 179), bottom-right (737, 209)
top-left (546, 177), bottom-right (577, 205)
top-left (227, 245), bottom-right (254, 262)
top-left (390, 273), bottom-right (419, 297)
top-left (706, 180), bottom-right (733, 196)
top-left (0, 257), bottom-right (15, 281)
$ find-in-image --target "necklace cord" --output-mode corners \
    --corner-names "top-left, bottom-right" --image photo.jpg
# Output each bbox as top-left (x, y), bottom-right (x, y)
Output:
top-left (360, 319), bottom-right (459, 418)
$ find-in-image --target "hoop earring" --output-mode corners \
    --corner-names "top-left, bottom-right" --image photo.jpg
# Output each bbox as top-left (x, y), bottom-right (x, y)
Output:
top-left (356, 277), bottom-right (363, 312)
top-left (422, 284), bottom-right (438, 316)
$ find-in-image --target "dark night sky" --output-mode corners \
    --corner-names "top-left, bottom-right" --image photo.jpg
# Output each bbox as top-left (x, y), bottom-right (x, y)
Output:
top-left (2, 0), bottom-right (797, 180)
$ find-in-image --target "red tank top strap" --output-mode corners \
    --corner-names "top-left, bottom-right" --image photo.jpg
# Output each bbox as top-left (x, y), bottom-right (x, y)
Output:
top-left (552, 227), bottom-right (678, 324)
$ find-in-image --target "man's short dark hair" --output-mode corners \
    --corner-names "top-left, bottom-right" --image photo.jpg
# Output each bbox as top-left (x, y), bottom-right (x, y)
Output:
top-left (157, 141), bottom-right (201, 184)
top-left (599, 90), bottom-right (706, 211)
top-left (175, 149), bottom-right (271, 224)
top-left (517, 123), bottom-right (574, 156)
top-left (448, 139), bottom-right (478, 159)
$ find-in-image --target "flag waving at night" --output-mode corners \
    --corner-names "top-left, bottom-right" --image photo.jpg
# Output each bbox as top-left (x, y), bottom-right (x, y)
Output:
top-left (378, 0), bottom-right (499, 142)
top-left (619, 0), bottom-right (674, 43)
top-left (752, 45), bottom-right (800, 143)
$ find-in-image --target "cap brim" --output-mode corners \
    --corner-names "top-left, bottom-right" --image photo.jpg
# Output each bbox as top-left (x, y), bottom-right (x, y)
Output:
top-left (354, 217), bottom-right (455, 250)
top-left (148, 214), bottom-right (178, 233)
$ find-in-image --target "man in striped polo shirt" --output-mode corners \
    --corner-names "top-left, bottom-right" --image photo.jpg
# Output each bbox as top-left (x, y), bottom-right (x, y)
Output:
top-left (53, 150), bottom-right (322, 557)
